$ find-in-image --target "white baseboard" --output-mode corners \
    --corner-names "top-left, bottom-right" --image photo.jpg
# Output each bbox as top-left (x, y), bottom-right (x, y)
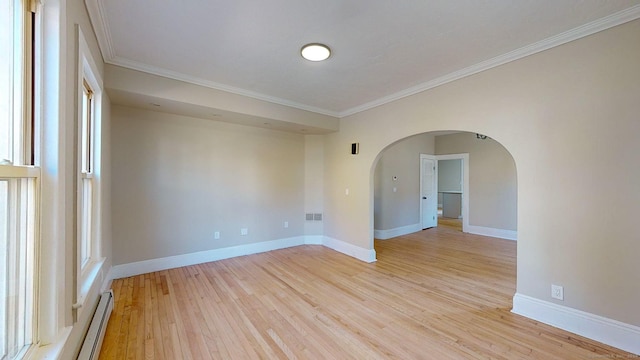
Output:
top-left (374, 223), bottom-right (422, 240)
top-left (512, 293), bottom-right (640, 355)
top-left (111, 235), bottom-right (377, 279)
top-left (467, 224), bottom-right (517, 241)
top-left (322, 236), bottom-right (377, 263)
top-left (111, 236), bottom-right (307, 279)
top-left (304, 235), bottom-right (324, 245)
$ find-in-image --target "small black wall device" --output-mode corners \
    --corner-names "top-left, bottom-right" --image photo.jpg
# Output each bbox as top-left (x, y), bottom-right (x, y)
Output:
top-left (351, 143), bottom-right (359, 155)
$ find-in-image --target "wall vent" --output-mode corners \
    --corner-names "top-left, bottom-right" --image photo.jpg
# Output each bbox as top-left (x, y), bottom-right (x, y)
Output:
top-left (306, 213), bottom-right (323, 221)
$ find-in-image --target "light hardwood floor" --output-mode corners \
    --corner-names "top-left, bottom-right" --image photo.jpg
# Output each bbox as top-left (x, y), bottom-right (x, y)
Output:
top-left (100, 225), bottom-right (634, 359)
top-left (437, 216), bottom-right (462, 231)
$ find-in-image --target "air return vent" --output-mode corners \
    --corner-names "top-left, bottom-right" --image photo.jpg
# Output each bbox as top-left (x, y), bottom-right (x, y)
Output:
top-left (306, 213), bottom-right (323, 221)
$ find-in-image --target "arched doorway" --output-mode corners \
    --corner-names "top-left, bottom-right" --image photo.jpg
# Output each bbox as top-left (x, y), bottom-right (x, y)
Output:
top-left (371, 130), bottom-right (517, 246)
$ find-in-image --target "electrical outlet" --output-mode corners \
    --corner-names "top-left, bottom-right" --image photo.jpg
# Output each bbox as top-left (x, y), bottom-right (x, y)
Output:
top-left (240, 228), bottom-right (248, 236)
top-left (284, 221), bottom-right (289, 228)
top-left (551, 284), bottom-right (564, 300)
top-left (214, 231), bottom-right (220, 240)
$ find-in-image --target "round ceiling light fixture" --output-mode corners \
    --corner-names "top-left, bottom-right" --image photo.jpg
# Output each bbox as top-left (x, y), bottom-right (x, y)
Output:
top-left (301, 43), bottom-right (331, 61)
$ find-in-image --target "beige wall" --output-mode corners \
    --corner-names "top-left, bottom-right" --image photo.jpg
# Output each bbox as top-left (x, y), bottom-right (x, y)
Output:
top-left (374, 133), bottom-right (435, 230)
top-left (437, 158), bottom-right (462, 193)
top-left (323, 19), bottom-right (640, 326)
top-left (111, 106), bottom-right (306, 265)
top-left (304, 135), bottom-right (324, 235)
top-left (436, 133), bottom-right (517, 231)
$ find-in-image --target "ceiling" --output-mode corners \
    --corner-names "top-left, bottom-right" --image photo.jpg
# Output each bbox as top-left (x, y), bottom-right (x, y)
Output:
top-left (87, 1), bottom-right (640, 118)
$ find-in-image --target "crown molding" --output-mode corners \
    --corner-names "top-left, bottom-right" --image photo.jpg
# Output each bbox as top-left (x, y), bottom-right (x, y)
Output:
top-left (338, 4), bottom-right (640, 117)
top-left (85, 1), bottom-right (640, 119)
top-left (85, 0), bottom-right (115, 60)
top-left (107, 56), bottom-right (341, 118)
top-left (85, 0), bottom-right (338, 117)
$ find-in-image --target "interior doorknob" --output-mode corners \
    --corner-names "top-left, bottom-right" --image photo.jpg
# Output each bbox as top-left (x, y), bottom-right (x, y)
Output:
top-left (422, 196), bottom-right (427, 199)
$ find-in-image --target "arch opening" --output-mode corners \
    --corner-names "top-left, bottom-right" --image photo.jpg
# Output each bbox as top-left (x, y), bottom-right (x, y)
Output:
top-left (371, 130), bottom-right (518, 248)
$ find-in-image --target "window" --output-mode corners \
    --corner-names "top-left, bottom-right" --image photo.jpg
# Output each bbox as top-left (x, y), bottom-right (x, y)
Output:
top-left (1, 1), bottom-right (39, 359)
top-left (76, 28), bottom-right (103, 308)
top-left (79, 80), bottom-right (94, 270)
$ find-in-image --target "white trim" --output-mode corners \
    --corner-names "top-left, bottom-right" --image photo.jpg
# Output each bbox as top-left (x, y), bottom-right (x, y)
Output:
top-left (76, 25), bottom-right (104, 318)
top-left (111, 236), bottom-right (307, 279)
top-left (419, 154), bottom-right (438, 230)
top-left (25, 326), bottom-right (72, 360)
top-left (110, 235), bottom-right (376, 280)
top-left (100, 265), bottom-right (113, 292)
top-left (340, 5), bottom-right (640, 117)
top-left (108, 56), bottom-right (341, 118)
top-left (321, 236), bottom-right (377, 263)
top-left (84, 0), bottom-right (115, 60)
top-left (303, 235), bottom-right (324, 245)
top-left (0, 165), bottom-right (40, 178)
top-left (84, 1), bottom-right (640, 118)
top-left (467, 225), bottom-right (517, 241)
top-left (374, 223), bottom-right (422, 240)
top-left (512, 293), bottom-right (640, 355)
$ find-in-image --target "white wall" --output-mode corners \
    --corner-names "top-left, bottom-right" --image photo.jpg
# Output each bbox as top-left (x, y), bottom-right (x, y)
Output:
top-left (436, 133), bottom-right (517, 231)
top-left (322, 19), bottom-right (640, 330)
top-left (111, 106), bottom-right (306, 265)
top-left (374, 133), bottom-right (435, 231)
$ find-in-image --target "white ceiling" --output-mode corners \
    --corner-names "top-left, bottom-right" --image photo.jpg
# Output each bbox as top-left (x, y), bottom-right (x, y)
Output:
top-left (87, 0), bottom-right (640, 118)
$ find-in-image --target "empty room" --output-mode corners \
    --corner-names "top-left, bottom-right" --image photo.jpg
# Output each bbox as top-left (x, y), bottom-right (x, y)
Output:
top-left (2, 1), bottom-right (639, 359)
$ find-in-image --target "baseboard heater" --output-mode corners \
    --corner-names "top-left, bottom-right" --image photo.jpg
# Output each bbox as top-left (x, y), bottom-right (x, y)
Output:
top-left (77, 290), bottom-right (114, 360)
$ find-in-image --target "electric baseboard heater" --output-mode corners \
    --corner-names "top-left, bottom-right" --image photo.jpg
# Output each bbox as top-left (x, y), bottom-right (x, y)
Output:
top-left (77, 290), bottom-right (114, 360)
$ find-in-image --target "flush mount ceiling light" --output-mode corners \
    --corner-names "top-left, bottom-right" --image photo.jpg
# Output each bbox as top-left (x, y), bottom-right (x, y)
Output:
top-left (301, 43), bottom-right (331, 61)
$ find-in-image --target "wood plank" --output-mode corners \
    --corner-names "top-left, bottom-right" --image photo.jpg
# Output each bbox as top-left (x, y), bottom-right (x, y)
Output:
top-left (101, 224), bottom-right (635, 359)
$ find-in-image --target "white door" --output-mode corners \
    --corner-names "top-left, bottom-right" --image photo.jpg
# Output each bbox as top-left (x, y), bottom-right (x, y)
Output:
top-left (420, 155), bottom-right (437, 229)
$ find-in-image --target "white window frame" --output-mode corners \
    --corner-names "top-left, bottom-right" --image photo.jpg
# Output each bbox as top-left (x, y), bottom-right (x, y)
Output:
top-left (0, 1), bottom-right (40, 359)
top-left (74, 28), bottom-right (104, 313)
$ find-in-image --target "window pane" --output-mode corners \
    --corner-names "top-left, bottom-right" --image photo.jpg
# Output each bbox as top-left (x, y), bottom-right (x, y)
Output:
top-left (80, 178), bottom-right (92, 268)
top-left (0, 1), bottom-right (15, 162)
top-left (0, 178), bottom-right (35, 360)
top-left (81, 83), bottom-right (93, 174)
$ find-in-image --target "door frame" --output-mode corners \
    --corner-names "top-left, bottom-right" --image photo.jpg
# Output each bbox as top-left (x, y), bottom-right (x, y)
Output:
top-left (435, 153), bottom-right (469, 233)
top-left (419, 154), bottom-right (438, 229)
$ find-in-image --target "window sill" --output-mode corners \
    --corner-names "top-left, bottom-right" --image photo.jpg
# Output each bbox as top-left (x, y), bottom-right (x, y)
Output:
top-left (24, 326), bottom-right (72, 360)
top-left (74, 257), bottom-right (106, 316)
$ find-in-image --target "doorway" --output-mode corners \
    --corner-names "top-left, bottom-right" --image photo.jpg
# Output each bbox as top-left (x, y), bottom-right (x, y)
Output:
top-left (373, 132), bottom-right (513, 241)
top-left (419, 153), bottom-right (469, 233)
top-left (435, 154), bottom-right (469, 233)
top-left (419, 154), bottom-right (437, 229)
